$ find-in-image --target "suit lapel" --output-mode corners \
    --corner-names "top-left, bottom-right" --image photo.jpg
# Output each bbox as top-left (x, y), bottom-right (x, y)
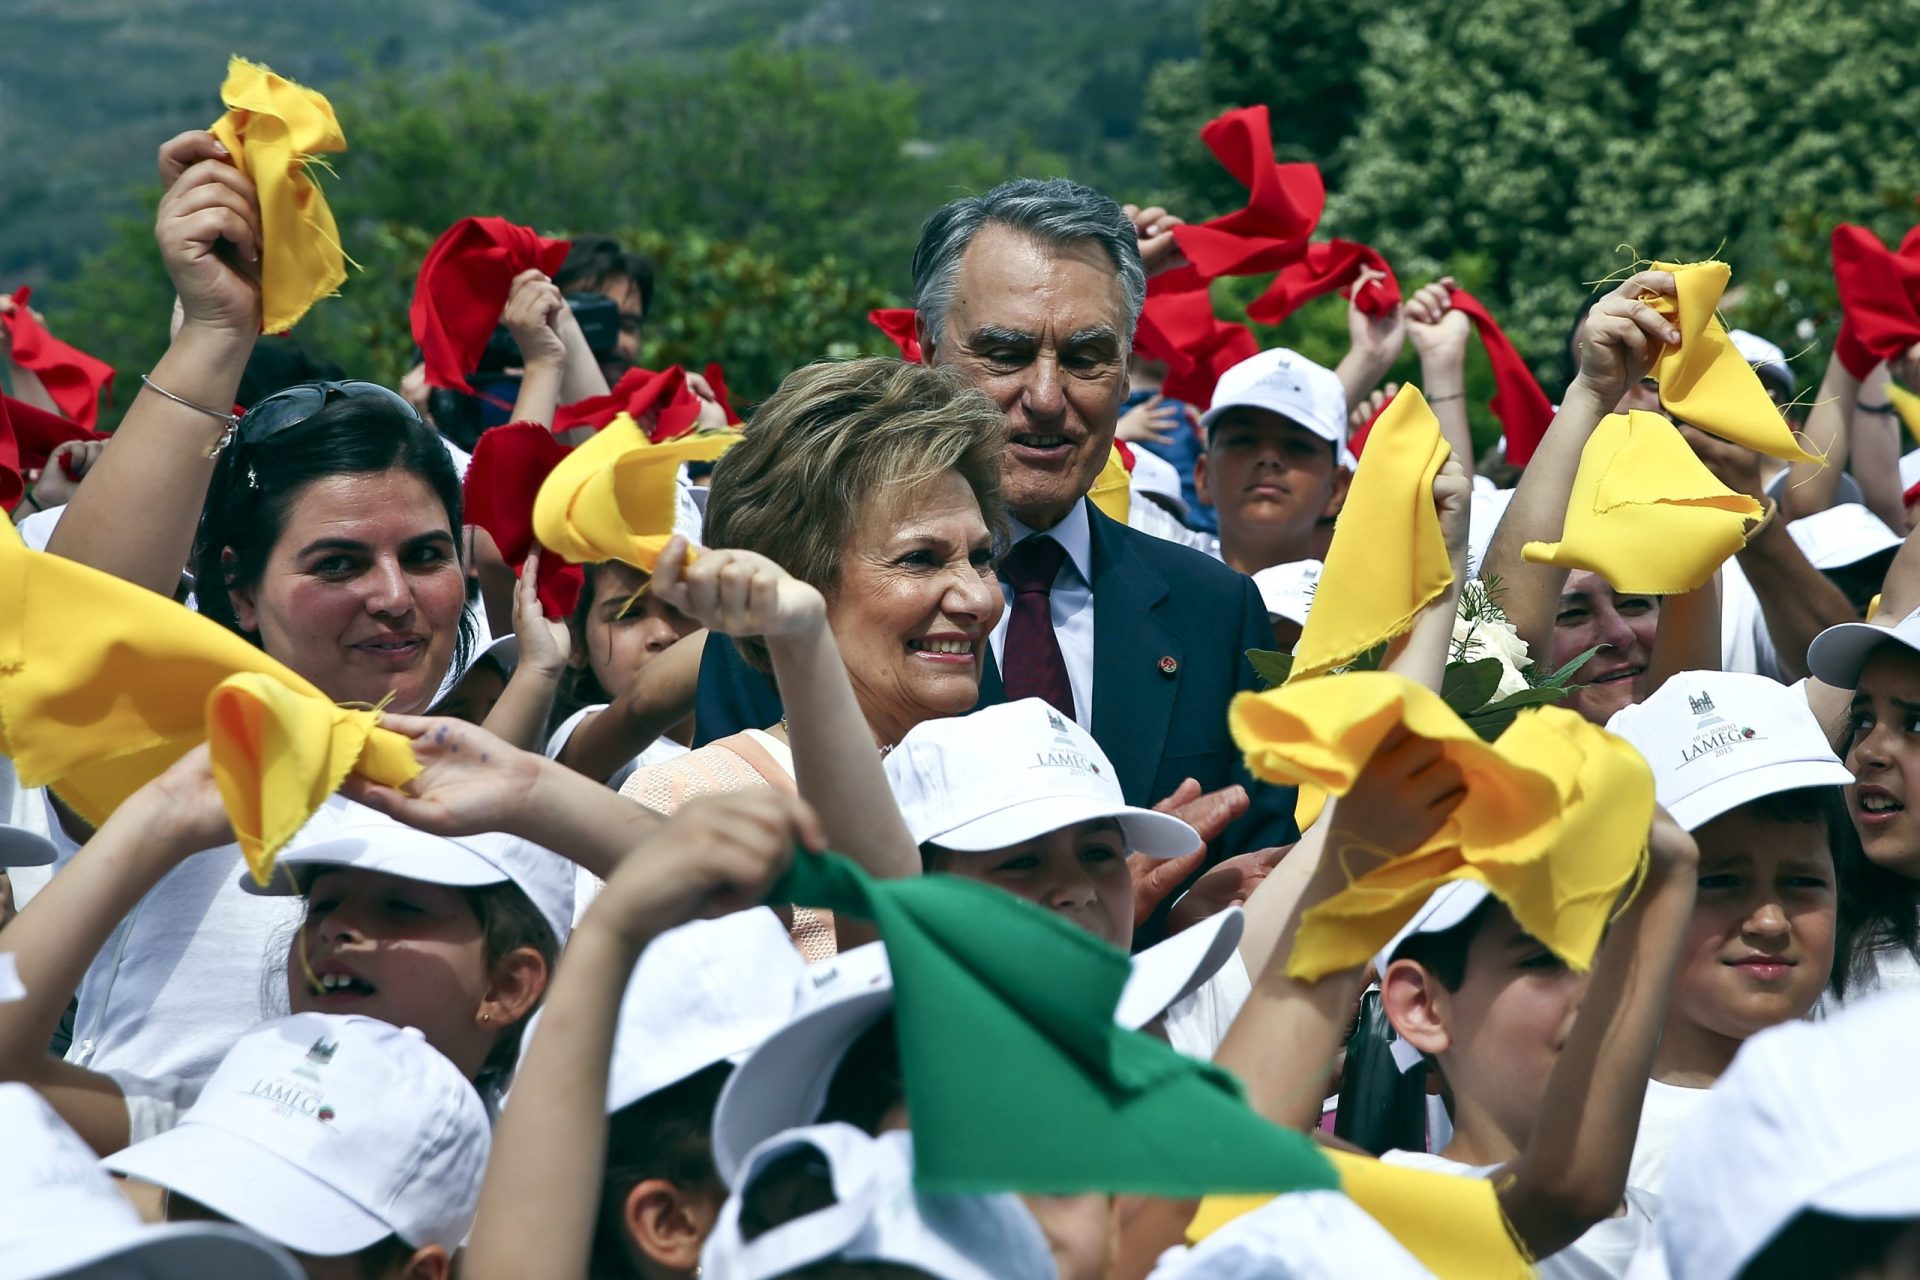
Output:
top-left (1088, 506), bottom-right (1180, 804)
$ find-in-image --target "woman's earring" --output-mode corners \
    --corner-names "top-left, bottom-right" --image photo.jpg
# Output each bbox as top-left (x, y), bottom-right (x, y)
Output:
top-left (479, 1011), bottom-right (492, 1025)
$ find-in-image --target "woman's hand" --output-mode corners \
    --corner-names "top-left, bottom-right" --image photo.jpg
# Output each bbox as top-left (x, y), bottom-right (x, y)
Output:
top-left (1117, 393), bottom-right (1185, 447)
top-left (1405, 277), bottom-right (1471, 371)
top-left (1346, 265), bottom-right (1407, 377)
top-left (341, 713), bottom-right (544, 836)
top-left (155, 135), bottom-right (262, 338)
top-left (651, 537), bottom-right (826, 639)
top-left (501, 269), bottom-right (568, 371)
top-left (1571, 270), bottom-right (1679, 412)
top-left (514, 551), bottom-right (572, 677)
top-left (588, 790), bottom-right (824, 947)
top-left (1326, 725), bottom-right (1466, 865)
top-left (26, 440), bottom-right (106, 510)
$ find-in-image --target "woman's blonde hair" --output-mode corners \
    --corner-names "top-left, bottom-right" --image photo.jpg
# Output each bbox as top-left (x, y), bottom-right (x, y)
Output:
top-left (705, 357), bottom-right (1008, 671)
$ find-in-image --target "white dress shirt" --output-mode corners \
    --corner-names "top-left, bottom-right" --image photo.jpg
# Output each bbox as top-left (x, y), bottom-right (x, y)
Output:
top-left (990, 498), bottom-right (1096, 730)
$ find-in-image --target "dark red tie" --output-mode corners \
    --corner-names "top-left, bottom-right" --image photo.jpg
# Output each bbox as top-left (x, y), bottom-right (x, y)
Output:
top-left (1000, 535), bottom-right (1076, 721)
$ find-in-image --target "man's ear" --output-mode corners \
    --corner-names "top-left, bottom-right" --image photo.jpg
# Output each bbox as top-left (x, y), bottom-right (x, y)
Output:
top-left (915, 315), bottom-right (936, 365)
top-left (1381, 957), bottom-right (1452, 1060)
top-left (399, 1244), bottom-right (450, 1280)
top-left (626, 1178), bottom-right (724, 1271)
top-left (1193, 452), bottom-right (1213, 507)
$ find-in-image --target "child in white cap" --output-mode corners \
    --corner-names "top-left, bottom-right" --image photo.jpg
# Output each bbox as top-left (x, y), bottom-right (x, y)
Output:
top-left (1802, 605), bottom-right (1920, 1002)
top-left (0, 740), bottom-right (586, 1157)
top-left (449, 789), bottom-right (823, 1280)
top-left (0, 1080), bottom-right (302, 1280)
top-left (103, 1012), bottom-right (491, 1279)
top-left (1606, 671), bottom-right (1850, 1195)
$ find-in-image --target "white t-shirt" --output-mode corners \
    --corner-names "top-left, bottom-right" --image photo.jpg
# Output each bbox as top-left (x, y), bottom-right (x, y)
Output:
top-left (1817, 943), bottom-right (1920, 1017)
top-left (104, 1067), bottom-right (204, 1146)
top-left (1162, 950), bottom-right (1252, 1060)
top-left (543, 703), bottom-right (689, 793)
top-left (1626, 1078), bottom-right (1708, 1197)
top-left (64, 798), bottom-right (361, 1086)
top-left (1382, 1149), bottom-right (1656, 1278)
top-left (1718, 559), bottom-right (1782, 680)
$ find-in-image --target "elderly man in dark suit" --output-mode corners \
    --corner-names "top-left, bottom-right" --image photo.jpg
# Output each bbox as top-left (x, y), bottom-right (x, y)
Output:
top-left (695, 178), bottom-right (1295, 929)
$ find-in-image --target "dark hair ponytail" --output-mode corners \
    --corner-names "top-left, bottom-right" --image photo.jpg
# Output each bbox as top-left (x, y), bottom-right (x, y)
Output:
top-left (191, 392), bottom-right (475, 678)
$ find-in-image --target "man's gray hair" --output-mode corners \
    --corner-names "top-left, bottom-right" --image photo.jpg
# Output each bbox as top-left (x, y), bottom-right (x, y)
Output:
top-left (910, 177), bottom-right (1146, 356)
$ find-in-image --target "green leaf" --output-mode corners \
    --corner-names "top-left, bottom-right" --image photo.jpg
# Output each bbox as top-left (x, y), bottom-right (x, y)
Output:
top-left (1539, 645), bottom-right (1603, 689)
top-left (1247, 649), bottom-right (1294, 688)
top-left (1441, 657), bottom-right (1505, 714)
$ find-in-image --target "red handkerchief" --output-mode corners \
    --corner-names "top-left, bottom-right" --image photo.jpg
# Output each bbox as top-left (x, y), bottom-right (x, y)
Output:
top-left (462, 422), bottom-right (581, 618)
top-left (1169, 106), bottom-right (1323, 282)
top-left (410, 217), bottom-right (571, 393)
top-left (1831, 224), bottom-right (1920, 379)
top-left (1135, 285), bottom-right (1258, 408)
top-left (703, 362), bottom-right (744, 425)
top-left (3, 288), bottom-right (114, 429)
top-left (2, 392), bottom-right (106, 475)
top-left (0, 394), bottom-right (23, 510)
top-left (1448, 289), bottom-right (1553, 466)
top-left (554, 365), bottom-right (703, 439)
top-left (870, 308), bottom-right (923, 363)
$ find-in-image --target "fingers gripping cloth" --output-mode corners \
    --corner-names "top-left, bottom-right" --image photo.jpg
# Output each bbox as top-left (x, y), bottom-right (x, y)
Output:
top-left (410, 216), bottom-right (571, 393)
top-left (1, 391), bottom-right (104, 476)
top-left (209, 57), bottom-right (349, 335)
top-left (1287, 387), bottom-right (1452, 682)
top-left (1521, 410), bottom-right (1766, 594)
top-left (553, 365), bottom-right (706, 437)
top-left (0, 537), bottom-right (418, 882)
top-left (531, 411), bottom-right (737, 573)
top-left (1644, 261), bottom-right (1818, 463)
top-left (1230, 672), bottom-right (1653, 981)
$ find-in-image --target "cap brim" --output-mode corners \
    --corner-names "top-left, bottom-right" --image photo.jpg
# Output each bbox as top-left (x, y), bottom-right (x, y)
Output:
top-left (11, 1220), bottom-right (305, 1280)
top-left (240, 830), bottom-right (510, 898)
top-left (105, 1122), bottom-right (394, 1258)
top-left (1809, 1152), bottom-right (1920, 1220)
top-left (1807, 621), bottom-right (1920, 689)
top-left (1667, 758), bottom-right (1856, 832)
top-left (1117, 906), bottom-right (1244, 1030)
top-left (929, 794), bottom-right (1201, 859)
top-left (0, 826), bottom-right (57, 867)
top-left (1198, 401), bottom-right (1342, 446)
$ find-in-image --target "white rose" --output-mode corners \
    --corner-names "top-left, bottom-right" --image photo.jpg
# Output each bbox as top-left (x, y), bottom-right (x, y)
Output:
top-left (1452, 614), bottom-right (1533, 699)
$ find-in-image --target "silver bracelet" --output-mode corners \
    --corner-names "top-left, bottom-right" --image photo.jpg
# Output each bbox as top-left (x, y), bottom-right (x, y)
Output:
top-left (140, 373), bottom-right (240, 458)
top-left (1427, 391), bottom-right (1467, 405)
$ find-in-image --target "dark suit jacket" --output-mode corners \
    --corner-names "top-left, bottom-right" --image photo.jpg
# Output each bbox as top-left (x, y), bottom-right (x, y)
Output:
top-left (693, 504), bottom-right (1298, 926)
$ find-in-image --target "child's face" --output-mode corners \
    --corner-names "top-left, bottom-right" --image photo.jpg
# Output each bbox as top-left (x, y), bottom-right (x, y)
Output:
top-left (1846, 647), bottom-right (1920, 879)
top-left (1433, 906), bottom-right (1588, 1148)
top-left (1670, 806), bottom-right (1835, 1049)
top-left (931, 818), bottom-right (1133, 949)
top-left (574, 563), bottom-right (698, 695)
top-left (288, 868), bottom-right (501, 1080)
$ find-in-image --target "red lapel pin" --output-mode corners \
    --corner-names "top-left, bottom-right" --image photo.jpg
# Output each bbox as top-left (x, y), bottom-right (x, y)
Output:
top-left (1158, 655), bottom-right (1179, 676)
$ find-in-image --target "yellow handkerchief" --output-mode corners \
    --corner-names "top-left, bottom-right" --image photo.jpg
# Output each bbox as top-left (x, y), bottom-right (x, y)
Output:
top-left (1230, 672), bottom-right (1651, 979)
top-left (1522, 410), bottom-right (1764, 593)
top-left (1090, 445), bottom-right (1131, 523)
top-left (0, 536), bottom-right (419, 873)
top-left (1287, 387), bottom-right (1451, 681)
top-left (1190, 1149), bottom-right (1532, 1279)
top-left (1646, 261), bottom-right (1816, 463)
top-left (210, 56), bottom-right (348, 334)
top-left (208, 673), bottom-right (420, 884)
top-left (1888, 382), bottom-right (1920, 442)
top-left (533, 413), bottom-right (738, 571)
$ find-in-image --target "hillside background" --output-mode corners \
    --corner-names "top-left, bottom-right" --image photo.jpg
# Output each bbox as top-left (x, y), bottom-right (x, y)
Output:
top-left (5, 0), bottom-right (1920, 428)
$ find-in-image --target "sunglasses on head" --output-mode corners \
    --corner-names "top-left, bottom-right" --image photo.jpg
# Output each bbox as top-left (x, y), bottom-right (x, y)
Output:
top-left (237, 380), bottom-right (422, 446)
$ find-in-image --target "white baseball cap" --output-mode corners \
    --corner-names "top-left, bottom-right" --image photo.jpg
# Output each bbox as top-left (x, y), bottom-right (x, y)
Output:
top-left (712, 909), bottom-right (1246, 1188)
top-left (1253, 559), bottom-right (1321, 626)
top-left (243, 815), bottom-right (576, 948)
top-left (1147, 1189), bottom-right (1435, 1279)
top-left (1808, 603), bottom-right (1920, 690)
top-left (1786, 503), bottom-right (1902, 572)
top-left (604, 907), bottom-right (810, 1114)
top-left (1371, 882), bottom-right (1494, 1073)
top-left (1727, 328), bottom-right (1795, 394)
top-left (885, 698), bottom-right (1200, 858)
top-left (1658, 988), bottom-right (1920, 1280)
top-left (0, 822), bottom-right (56, 868)
top-left (103, 1014), bottom-right (491, 1257)
top-left (1606, 671), bottom-right (1852, 831)
top-left (1200, 347), bottom-right (1349, 446)
top-left (701, 1124), bottom-right (1054, 1280)
top-left (1128, 445), bottom-right (1188, 518)
top-left (0, 1082), bottom-right (303, 1280)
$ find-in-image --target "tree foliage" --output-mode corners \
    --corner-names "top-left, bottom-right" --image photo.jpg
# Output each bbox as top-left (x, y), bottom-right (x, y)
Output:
top-left (1148, 0), bottom-right (1920, 395)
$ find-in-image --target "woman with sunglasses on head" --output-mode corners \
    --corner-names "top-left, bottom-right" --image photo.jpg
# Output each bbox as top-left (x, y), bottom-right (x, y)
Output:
top-left (30, 133), bottom-right (520, 1089)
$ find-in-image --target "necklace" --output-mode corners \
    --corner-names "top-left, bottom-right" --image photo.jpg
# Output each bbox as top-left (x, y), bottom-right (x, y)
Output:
top-left (779, 716), bottom-right (895, 756)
